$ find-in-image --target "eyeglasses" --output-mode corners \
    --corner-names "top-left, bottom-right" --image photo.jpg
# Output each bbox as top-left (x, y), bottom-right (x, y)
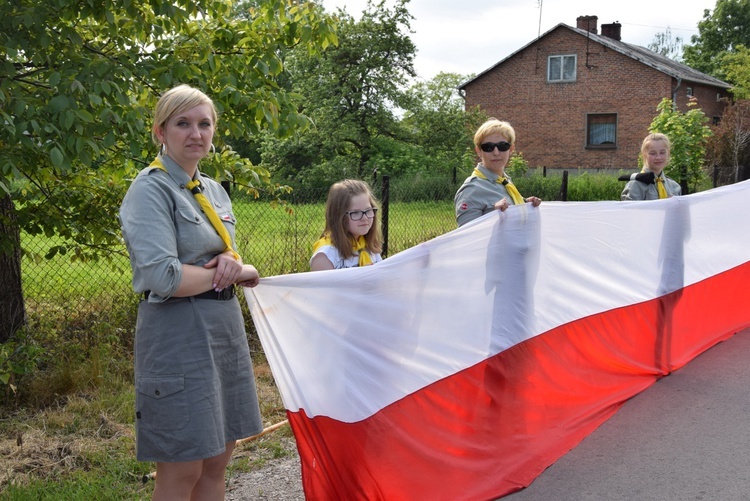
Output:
top-left (480, 141), bottom-right (512, 153)
top-left (346, 208), bottom-right (378, 221)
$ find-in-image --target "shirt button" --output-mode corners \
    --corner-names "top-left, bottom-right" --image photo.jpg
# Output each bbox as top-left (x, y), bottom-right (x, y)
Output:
top-left (154, 390), bottom-right (160, 396)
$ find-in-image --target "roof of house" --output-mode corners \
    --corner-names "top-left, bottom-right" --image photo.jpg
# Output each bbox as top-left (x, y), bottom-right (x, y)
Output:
top-left (458, 23), bottom-right (731, 91)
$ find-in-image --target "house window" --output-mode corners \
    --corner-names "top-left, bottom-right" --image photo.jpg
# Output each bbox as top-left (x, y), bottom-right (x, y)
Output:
top-left (586, 113), bottom-right (617, 148)
top-left (548, 55), bottom-right (577, 82)
top-left (687, 87), bottom-right (694, 97)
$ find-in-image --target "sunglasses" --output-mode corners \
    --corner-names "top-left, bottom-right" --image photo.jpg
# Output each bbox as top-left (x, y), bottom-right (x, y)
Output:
top-left (480, 141), bottom-right (512, 153)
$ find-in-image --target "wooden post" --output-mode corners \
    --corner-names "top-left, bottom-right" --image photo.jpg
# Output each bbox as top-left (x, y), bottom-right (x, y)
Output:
top-left (558, 170), bottom-right (569, 201)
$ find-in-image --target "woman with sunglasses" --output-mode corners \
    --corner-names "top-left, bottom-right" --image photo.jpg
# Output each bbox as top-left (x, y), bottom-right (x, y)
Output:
top-left (455, 118), bottom-right (541, 227)
top-left (310, 179), bottom-right (384, 271)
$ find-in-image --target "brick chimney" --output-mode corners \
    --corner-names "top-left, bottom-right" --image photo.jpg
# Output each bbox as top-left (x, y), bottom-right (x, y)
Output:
top-left (576, 15), bottom-right (598, 34)
top-left (601, 22), bottom-right (622, 41)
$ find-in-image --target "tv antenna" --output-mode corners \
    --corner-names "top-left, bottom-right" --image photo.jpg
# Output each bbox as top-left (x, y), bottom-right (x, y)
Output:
top-left (538, 0), bottom-right (544, 38)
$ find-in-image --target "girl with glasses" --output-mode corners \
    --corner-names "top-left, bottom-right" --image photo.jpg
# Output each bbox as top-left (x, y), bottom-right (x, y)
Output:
top-left (455, 118), bottom-right (541, 227)
top-left (310, 179), bottom-right (384, 271)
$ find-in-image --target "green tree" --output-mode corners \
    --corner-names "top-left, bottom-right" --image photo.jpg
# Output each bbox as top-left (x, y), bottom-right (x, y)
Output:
top-left (721, 44), bottom-right (750, 99)
top-left (706, 99), bottom-right (750, 184)
top-left (264, 0), bottom-right (416, 184)
top-left (0, 0), bottom-right (337, 341)
top-left (401, 72), bottom-right (485, 181)
top-left (648, 27), bottom-right (684, 61)
top-left (648, 98), bottom-right (712, 193)
top-left (683, 0), bottom-right (750, 79)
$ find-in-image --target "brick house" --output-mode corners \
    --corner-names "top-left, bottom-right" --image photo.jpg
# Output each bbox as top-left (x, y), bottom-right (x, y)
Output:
top-left (458, 15), bottom-right (731, 173)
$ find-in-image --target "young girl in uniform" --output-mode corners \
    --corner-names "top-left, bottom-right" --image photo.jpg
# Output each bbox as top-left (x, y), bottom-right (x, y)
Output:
top-left (621, 132), bottom-right (682, 200)
top-left (310, 179), bottom-right (383, 271)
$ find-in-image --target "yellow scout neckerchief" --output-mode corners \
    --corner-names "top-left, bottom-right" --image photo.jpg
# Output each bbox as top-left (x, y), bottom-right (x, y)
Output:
top-left (312, 234), bottom-right (373, 267)
top-left (472, 167), bottom-right (525, 205)
top-left (149, 157), bottom-right (240, 261)
top-left (642, 167), bottom-right (668, 199)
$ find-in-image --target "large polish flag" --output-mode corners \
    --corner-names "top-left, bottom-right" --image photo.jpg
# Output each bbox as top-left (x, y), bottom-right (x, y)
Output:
top-left (246, 180), bottom-right (750, 500)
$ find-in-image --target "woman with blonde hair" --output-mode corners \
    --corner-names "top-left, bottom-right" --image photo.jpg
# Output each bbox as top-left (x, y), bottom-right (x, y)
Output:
top-left (455, 118), bottom-right (541, 227)
top-left (119, 84), bottom-right (263, 500)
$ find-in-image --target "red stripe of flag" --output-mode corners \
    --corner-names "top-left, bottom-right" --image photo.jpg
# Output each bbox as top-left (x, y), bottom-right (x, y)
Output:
top-left (289, 261), bottom-right (750, 500)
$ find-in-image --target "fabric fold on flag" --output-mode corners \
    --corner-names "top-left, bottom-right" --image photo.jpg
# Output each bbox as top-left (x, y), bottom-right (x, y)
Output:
top-left (247, 180), bottom-right (750, 500)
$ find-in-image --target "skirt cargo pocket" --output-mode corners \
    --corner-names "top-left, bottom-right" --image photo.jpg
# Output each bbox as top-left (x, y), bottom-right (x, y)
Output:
top-left (136, 374), bottom-right (189, 431)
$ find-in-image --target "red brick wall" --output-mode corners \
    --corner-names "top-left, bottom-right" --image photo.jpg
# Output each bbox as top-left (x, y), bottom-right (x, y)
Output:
top-left (675, 83), bottom-right (727, 121)
top-left (462, 27), bottom-right (726, 172)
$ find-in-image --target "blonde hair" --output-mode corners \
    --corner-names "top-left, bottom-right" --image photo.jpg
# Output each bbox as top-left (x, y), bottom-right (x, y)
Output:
top-left (323, 179), bottom-right (383, 259)
top-left (473, 118), bottom-right (516, 148)
top-left (640, 133), bottom-right (671, 171)
top-left (151, 84), bottom-right (218, 146)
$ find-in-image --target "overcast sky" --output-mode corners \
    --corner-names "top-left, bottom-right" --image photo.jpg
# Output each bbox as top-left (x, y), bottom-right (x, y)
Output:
top-left (319, 0), bottom-right (716, 81)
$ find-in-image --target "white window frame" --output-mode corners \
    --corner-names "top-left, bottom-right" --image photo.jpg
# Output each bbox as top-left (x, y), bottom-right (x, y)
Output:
top-left (548, 54), bottom-right (577, 82)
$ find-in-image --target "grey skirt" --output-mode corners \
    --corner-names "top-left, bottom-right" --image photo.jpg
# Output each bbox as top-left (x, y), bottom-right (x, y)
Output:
top-left (134, 296), bottom-right (263, 462)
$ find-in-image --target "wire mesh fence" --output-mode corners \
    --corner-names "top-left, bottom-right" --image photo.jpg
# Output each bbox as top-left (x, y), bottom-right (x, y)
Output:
top-left (19, 176), bottom-right (460, 342)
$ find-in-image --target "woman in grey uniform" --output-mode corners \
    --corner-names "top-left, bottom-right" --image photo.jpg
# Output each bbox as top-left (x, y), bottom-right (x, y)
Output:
top-left (455, 118), bottom-right (541, 227)
top-left (119, 85), bottom-right (263, 500)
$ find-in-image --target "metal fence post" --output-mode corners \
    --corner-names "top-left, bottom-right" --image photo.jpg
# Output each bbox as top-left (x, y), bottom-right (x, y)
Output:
top-left (381, 175), bottom-right (390, 258)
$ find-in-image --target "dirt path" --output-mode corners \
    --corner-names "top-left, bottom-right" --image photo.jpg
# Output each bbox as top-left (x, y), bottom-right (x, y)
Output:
top-left (226, 434), bottom-right (304, 500)
top-left (227, 454), bottom-right (303, 500)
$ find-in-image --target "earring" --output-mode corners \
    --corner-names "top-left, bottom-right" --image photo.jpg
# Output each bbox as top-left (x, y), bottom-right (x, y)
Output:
top-left (210, 143), bottom-right (216, 154)
top-left (160, 143), bottom-right (167, 155)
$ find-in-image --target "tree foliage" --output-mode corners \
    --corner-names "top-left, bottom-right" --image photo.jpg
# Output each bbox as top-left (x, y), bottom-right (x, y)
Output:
top-left (400, 72), bottom-right (486, 181)
top-left (648, 27), bottom-right (684, 61)
top-left (706, 99), bottom-right (750, 184)
top-left (721, 44), bottom-right (750, 99)
top-left (0, 0), bottom-right (337, 261)
top-left (648, 98), bottom-right (712, 193)
top-left (683, 0), bottom-right (750, 80)
top-left (261, 0), bottom-right (416, 187)
top-left (0, 0), bottom-right (336, 341)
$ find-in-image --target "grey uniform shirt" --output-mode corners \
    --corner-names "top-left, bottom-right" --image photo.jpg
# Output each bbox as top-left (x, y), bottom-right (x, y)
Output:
top-left (621, 172), bottom-right (682, 200)
top-left (119, 154), bottom-right (237, 302)
top-left (455, 164), bottom-right (520, 227)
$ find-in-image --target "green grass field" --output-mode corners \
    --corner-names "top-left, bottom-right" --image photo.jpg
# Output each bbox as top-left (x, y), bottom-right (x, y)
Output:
top-left (21, 200), bottom-right (457, 301)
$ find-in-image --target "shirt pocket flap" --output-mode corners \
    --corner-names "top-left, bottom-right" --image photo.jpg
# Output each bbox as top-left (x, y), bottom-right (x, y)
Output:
top-left (177, 207), bottom-right (204, 225)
